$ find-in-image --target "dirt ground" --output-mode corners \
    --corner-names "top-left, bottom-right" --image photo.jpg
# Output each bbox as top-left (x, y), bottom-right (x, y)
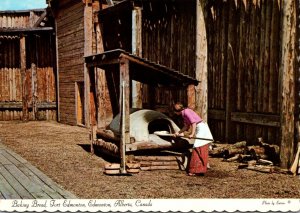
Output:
top-left (0, 120), bottom-right (300, 199)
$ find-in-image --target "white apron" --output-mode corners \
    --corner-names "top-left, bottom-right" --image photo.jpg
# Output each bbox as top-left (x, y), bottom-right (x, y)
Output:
top-left (193, 122), bottom-right (214, 148)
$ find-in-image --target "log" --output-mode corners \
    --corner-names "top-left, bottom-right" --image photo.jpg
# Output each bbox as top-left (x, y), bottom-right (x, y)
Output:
top-left (139, 161), bottom-right (179, 167)
top-left (90, 125), bottom-right (97, 155)
top-left (231, 141), bottom-right (247, 148)
top-left (126, 162), bottom-right (140, 169)
top-left (104, 163), bottom-right (120, 170)
top-left (223, 147), bottom-right (247, 159)
top-left (257, 159), bottom-right (273, 166)
top-left (247, 146), bottom-right (265, 155)
top-left (247, 160), bottom-right (257, 167)
top-left (127, 168), bottom-right (140, 174)
top-left (210, 141), bottom-right (247, 157)
top-left (224, 154), bottom-right (240, 162)
top-left (247, 165), bottom-right (274, 173)
top-left (140, 165), bottom-right (180, 171)
top-left (134, 156), bottom-right (179, 161)
top-left (94, 139), bottom-right (119, 155)
top-left (238, 154), bottom-right (253, 162)
top-left (96, 129), bottom-right (120, 142)
top-left (290, 143), bottom-right (300, 176)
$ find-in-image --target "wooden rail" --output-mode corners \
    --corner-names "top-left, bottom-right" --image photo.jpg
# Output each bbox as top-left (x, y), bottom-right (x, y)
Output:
top-left (0, 102), bottom-right (56, 109)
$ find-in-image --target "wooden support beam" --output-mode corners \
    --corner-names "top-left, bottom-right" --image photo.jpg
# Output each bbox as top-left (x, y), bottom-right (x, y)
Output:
top-left (119, 57), bottom-right (130, 174)
top-left (31, 63), bottom-right (38, 120)
top-left (279, 0), bottom-right (296, 168)
top-left (187, 84), bottom-right (196, 110)
top-left (95, 20), bottom-right (107, 129)
top-left (225, 1), bottom-right (236, 143)
top-left (33, 10), bottom-right (47, 27)
top-left (0, 27), bottom-right (53, 32)
top-left (84, 3), bottom-right (93, 128)
top-left (231, 112), bottom-right (280, 127)
top-left (131, 6), bottom-right (143, 109)
top-left (85, 65), bottom-right (91, 128)
top-left (0, 102), bottom-right (56, 109)
top-left (195, 0), bottom-right (207, 120)
top-left (20, 35), bottom-right (28, 122)
top-left (53, 18), bottom-right (60, 122)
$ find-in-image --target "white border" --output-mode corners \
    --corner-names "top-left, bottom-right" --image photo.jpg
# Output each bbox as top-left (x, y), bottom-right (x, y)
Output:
top-left (0, 199), bottom-right (299, 212)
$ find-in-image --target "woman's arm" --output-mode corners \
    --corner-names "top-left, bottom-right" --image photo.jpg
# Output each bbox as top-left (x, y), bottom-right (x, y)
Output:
top-left (189, 122), bottom-right (197, 138)
top-left (175, 123), bottom-right (189, 136)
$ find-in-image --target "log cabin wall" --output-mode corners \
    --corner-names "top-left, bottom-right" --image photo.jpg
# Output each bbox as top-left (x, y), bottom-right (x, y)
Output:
top-left (54, 0), bottom-right (85, 125)
top-left (0, 10), bottom-right (57, 121)
top-left (141, 0), bottom-right (196, 112)
top-left (205, 0), bottom-right (298, 154)
top-left (0, 10), bottom-right (43, 28)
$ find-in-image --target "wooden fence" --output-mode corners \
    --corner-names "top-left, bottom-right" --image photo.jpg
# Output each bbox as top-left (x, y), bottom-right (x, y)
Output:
top-left (205, 0), bottom-right (297, 154)
top-left (0, 33), bottom-right (57, 121)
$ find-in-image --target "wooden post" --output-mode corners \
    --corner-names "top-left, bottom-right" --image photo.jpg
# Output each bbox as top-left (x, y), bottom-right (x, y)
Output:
top-left (54, 18), bottom-right (60, 122)
top-left (279, 0), bottom-right (296, 168)
top-left (131, 6), bottom-right (143, 109)
top-left (119, 56), bottom-right (130, 174)
top-left (95, 17), bottom-right (107, 129)
top-left (31, 63), bottom-right (38, 120)
top-left (195, 0), bottom-right (207, 120)
top-left (84, 1), bottom-right (93, 128)
top-left (90, 125), bottom-right (97, 155)
top-left (20, 35), bottom-right (28, 121)
top-left (225, 1), bottom-right (236, 143)
top-left (187, 84), bottom-right (196, 110)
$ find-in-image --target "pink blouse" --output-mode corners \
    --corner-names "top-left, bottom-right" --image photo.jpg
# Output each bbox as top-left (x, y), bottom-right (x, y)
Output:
top-left (181, 108), bottom-right (202, 126)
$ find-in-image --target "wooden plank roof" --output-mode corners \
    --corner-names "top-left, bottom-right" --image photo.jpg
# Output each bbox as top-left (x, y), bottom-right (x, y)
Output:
top-left (0, 27), bottom-right (53, 33)
top-left (85, 49), bottom-right (199, 87)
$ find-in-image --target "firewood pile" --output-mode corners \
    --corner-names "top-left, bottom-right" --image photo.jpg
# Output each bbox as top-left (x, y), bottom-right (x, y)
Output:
top-left (210, 138), bottom-right (281, 174)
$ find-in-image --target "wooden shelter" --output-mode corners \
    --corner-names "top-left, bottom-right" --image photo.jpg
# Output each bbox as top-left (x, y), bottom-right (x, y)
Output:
top-left (48, 0), bottom-right (299, 168)
top-left (0, 9), bottom-right (57, 121)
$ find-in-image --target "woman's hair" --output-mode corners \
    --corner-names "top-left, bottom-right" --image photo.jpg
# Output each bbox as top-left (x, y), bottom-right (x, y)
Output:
top-left (174, 102), bottom-right (184, 112)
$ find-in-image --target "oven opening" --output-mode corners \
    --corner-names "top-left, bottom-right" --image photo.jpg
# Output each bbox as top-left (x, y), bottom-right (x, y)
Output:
top-left (148, 119), bottom-right (172, 134)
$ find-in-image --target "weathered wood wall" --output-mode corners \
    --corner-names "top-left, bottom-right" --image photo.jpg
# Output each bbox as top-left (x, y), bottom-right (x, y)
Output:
top-left (56, 0), bottom-right (85, 125)
top-left (205, 0), bottom-right (294, 149)
top-left (141, 0), bottom-right (196, 112)
top-left (93, 3), bottom-right (114, 128)
top-left (0, 11), bottom-right (56, 121)
top-left (101, 7), bottom-right (132, 52)
top-left (0, 10), bottom-right (43, 28)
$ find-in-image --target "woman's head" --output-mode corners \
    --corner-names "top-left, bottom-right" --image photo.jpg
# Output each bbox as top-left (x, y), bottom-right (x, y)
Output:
top-left (173, 102), bottom-right (184, 114)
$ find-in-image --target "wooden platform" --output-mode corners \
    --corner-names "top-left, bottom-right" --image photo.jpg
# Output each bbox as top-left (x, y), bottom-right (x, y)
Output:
top-left (0, 142), bottom-right (76, 199)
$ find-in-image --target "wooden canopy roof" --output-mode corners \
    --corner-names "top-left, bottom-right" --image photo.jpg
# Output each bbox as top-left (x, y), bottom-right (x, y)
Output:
top-left (85, 49), bottom-right (199, 87)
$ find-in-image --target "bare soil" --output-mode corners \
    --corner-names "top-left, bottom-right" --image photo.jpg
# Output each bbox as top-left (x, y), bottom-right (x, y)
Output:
top-left (0, 121), bottom-right (300, 199)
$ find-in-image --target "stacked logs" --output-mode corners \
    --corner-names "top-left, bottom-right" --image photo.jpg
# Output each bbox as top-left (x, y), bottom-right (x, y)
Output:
top-left (103, 154), bottom-right (187, 175)
top-left (210, 138), bottom-right (280, 173)
top-left (133, 154), bottom-right (187, 171)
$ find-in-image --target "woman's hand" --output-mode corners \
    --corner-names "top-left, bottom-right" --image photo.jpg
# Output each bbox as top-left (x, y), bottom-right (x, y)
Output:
top-left (188, 134), bottom-right (194, 139)
top-left (173, 132), bottom-right (183, 137)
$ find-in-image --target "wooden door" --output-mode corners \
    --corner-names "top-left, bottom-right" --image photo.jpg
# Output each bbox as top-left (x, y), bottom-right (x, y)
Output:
top-left (76, 82), bottom-right (85, 125)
